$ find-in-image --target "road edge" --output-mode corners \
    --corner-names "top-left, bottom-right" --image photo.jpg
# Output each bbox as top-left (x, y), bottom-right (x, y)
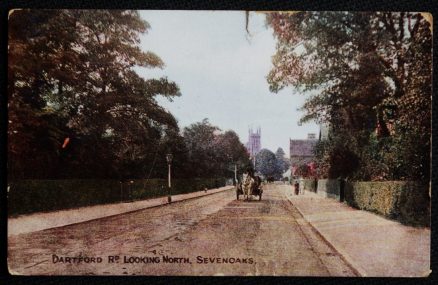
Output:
top-left (286, 194), bottom-right (367, 277)
top-left (8, 186), bottom-right (235, 237)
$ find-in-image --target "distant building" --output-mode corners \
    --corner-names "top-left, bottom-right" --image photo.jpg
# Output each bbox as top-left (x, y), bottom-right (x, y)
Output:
top-left (290, 133), bottom-right (317, 177)
top-left (246, 127), bottom-right (261, 158)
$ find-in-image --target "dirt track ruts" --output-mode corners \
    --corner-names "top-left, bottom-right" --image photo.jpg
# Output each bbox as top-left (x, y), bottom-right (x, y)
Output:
top-left (8, 185), bottom-right (356, 276)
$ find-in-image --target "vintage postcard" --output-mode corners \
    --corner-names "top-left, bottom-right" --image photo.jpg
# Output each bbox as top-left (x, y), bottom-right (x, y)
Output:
top-left (7, 10), bottom-right (431, 276)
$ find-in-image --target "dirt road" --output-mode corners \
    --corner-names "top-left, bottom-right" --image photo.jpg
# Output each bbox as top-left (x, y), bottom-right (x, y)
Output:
top-left (8, 185), bottom-right (356, 276)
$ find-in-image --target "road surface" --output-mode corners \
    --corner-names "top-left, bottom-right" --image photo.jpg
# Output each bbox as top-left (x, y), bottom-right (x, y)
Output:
top-left (8, 185), bottom-right (356, 276)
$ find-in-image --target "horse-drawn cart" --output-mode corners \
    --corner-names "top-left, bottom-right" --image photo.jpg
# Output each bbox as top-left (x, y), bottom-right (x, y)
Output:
top-left (236, 176), bottom-right (263, 201)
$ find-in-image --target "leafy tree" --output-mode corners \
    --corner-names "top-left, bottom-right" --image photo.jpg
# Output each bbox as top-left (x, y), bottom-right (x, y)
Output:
top-left (267, 12), bottom-right (431, 181)
top-left (8, 10), bottom-right (181, 179)
top-left (183, 119), bottom-right (251, 179)
top-left (8, 10), bottom-right (69, 179)
top-left (294, 164), bottom-right (310, 178)
top-left (275, 147), bottom-right (290, 173)
top-left (314, 134), bottom-right (360, 179)
top-left (255, 149), bottom-right (282, 180)
top-left (183, 119), bottom-right (220, 178)
top-left (151, 127), bottom-right (190, 179)
top-left (214, 130), bottom-right (252, 178)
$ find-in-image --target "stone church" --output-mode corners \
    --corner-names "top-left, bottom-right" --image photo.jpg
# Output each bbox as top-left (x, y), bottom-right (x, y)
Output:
top-left (246, 127), bottom-right (261, 159)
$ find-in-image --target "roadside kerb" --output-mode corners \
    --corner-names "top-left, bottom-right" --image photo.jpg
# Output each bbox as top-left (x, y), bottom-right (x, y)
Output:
top-left (8, 186), bottom-right (234, 237)
top-left (286, 189), bottom-right (431, 277)
top-left (286, 193), bottom-right (366, 277)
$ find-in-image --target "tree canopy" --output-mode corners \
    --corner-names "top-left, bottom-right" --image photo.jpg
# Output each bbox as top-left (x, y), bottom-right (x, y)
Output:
top-left (255, 149), bottom-right (283, 180)
top-left (183, 119), bottom-right (251, 179)
top-left (9, 10), bottom-right (253, 182)
top-left (8, 10), bottom-right (181, 179)
top-left (275, 147), bottom-right (290, 173)
top-left (267, 12), bottom-right (431, 181)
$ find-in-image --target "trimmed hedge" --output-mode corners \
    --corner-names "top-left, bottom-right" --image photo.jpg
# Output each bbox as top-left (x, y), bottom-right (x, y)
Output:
top-left (8, 178), bottom-right (227, 216)
top-left (344, 181), bottom-right (430, 226)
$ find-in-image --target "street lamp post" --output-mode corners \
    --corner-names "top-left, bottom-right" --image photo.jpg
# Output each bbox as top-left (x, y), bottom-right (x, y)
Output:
top-left (166, 153), bottom-right (173, 203)
top-left (234, 163), bottom-right (237, 185)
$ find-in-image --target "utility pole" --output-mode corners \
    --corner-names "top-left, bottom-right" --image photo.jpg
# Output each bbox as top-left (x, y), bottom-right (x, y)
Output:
top-left (234, 163), bottom-right (237, 184)
top-left (166, 153), bottom-right (173, 203)
top-left (168, 164), bottom-right (171, 188)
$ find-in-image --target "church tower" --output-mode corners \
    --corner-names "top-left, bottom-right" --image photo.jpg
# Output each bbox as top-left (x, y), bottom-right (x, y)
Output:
top-left (246, 127), bottom-right (261, 158)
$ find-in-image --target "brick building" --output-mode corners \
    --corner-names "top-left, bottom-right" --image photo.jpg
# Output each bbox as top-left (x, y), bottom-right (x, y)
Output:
top-left (290, 133), bottom-right (317, 177)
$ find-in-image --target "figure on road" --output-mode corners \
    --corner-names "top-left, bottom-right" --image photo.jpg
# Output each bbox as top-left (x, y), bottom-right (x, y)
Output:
top-left (238, 168), bottom-right (263, 201)
top-left (294, 180), bottom-right (299, 195)
top-left (242, 168), bottom-right (255, 200)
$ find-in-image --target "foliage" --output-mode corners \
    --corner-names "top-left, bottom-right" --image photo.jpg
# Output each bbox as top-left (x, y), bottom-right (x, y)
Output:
top-left (255, 149), bottom-right (283, 179)
top-left (267, 12), bottom-right (431, 181)
top-left (344, 181), bottom-right (430, 226)
top-left (315, 129), bottom-right (429, 181)
top-left (183, 119), bottom-right (251, 179)
top-left (183, 119), bottom-right (219, 178)
top-left (275, 147), bottom-right (290, 173)
top-left (8, 10), bottom-right (182, 180)
top-left (294, 164), bottom-right (311, 178)
top-left (8, 178), bottom-right (227, 216)
top-left (313, 133), bottom-right (361, 179)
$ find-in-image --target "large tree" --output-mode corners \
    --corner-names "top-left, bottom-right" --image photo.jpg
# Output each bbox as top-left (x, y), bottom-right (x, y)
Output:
top-left (215, 130), bottom-right (252, 178)
top-left (8, 10), bottom-right (181, 179)
top-left (255, 149), bottom-right (283, 180)
top-left (275, 147), bottom-right (290, 173)
top-left (266, 12), bottom-right (432, 180)
top-left (183, 119), bottom-right (220, 178)
top-left (183, 119), bottom-right (251, 179)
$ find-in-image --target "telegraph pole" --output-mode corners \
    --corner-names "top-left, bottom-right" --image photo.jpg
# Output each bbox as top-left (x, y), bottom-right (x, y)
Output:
top-left (234, 164), bottom-right (237, 184)
top-left (166, 153), bottom-right (173, 203)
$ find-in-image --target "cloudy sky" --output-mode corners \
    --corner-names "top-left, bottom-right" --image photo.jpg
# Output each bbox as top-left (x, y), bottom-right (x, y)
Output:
top-left (136, 11), bottom-right (320, 156)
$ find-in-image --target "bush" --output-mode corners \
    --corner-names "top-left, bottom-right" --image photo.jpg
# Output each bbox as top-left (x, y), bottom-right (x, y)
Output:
top-left (314, 133), bottom-right (361, 179)
top-left (344, 181), bottom-right (430, 226)
top-left (8, 180), bottom-right (121, 216)
top-left (8, 178), bottom-right (227, 216)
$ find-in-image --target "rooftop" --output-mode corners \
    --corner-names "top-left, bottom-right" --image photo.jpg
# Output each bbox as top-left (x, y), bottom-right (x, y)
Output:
top-left (290, 139), bottom-right (317, 157)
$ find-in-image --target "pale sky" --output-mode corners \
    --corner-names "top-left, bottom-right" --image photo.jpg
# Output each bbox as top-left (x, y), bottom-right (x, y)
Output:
top-left (136, 11), bottom-right (320, 157)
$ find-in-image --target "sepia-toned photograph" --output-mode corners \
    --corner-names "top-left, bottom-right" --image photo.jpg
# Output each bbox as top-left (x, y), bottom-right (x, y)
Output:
top-left (7, 10), bottom-right (432, 276)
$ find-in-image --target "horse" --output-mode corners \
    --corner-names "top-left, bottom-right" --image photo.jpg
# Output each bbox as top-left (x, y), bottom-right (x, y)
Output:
top-left (242, 173), bottom-right (253, 201)
top-left (242, 174), bottom-right (262, 201)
